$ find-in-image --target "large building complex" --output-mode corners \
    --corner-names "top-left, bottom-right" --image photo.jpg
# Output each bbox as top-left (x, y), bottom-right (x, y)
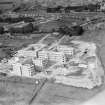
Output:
top-left (0, 38), bottom-right (103, 89)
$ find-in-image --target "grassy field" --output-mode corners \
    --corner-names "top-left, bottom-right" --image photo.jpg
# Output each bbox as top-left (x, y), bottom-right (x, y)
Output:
top-left (32, 81), bottom-right (105, 105)
top-left (0, 76), bottom-right (46, 105)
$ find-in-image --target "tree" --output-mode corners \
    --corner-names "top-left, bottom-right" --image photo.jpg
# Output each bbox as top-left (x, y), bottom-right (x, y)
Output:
top-left (0, 27), bottom-right (4, 34)
top-left (58, 25), bottom-right (84, 36)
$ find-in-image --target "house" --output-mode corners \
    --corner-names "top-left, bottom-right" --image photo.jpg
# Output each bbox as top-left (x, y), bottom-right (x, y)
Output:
top-left (16, 50), bottom-right (37, 58)
top-left (11, 62), bottom-right (36, 77)
top-left (16, 43), bottom-right (46, 58)
top-left (21, 64), bottom-right (35, 77)
top-left (38, 50), bottom-right (49, 60)
top-left (11, 62), bottom-right (22, 76)
top-left (56, 45), bottom-right (74, 55)
top-left (32, 58), bottom-right (48, 71)
top-left (38, 50), bottom-right (66, 64)
top-left (8, 57), bottom-right (19, 65)
top-left (48, 51), bottom-right (66, 64)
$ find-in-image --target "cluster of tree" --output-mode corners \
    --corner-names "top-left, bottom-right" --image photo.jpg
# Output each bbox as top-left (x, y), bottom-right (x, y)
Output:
top-left (0, 23), bottom-right (39, 34)
top-left (47, 6), bottom-right (63, 13)
top-left (0, 26), bottom-right (5, 34)
top-left (0, 16), bottom-right (35, 23)
top-left (46, 3), bottom-right (100, 13)
top-left (64, 4), bottom-right (100, 12)
top-left (9, 23), bottom-right (39, 34)
top-left (58, 25), bottom-right (84, 36)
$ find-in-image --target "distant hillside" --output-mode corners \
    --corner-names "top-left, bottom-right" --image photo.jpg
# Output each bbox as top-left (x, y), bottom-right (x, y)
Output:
top-left (37, 0), bottom-right (101, 7)
top-left (0, 0), bottom-right (103, 10)
top-left (24, 0), bottom-right (102, 7)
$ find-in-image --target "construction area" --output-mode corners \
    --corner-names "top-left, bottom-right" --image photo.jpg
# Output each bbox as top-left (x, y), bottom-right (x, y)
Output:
top-left (0, 0), bottom-right (105, 105)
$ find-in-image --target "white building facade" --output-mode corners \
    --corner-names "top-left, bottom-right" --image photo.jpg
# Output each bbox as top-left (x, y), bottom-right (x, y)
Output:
top-left (56, 45), bottom-right (74, 55)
